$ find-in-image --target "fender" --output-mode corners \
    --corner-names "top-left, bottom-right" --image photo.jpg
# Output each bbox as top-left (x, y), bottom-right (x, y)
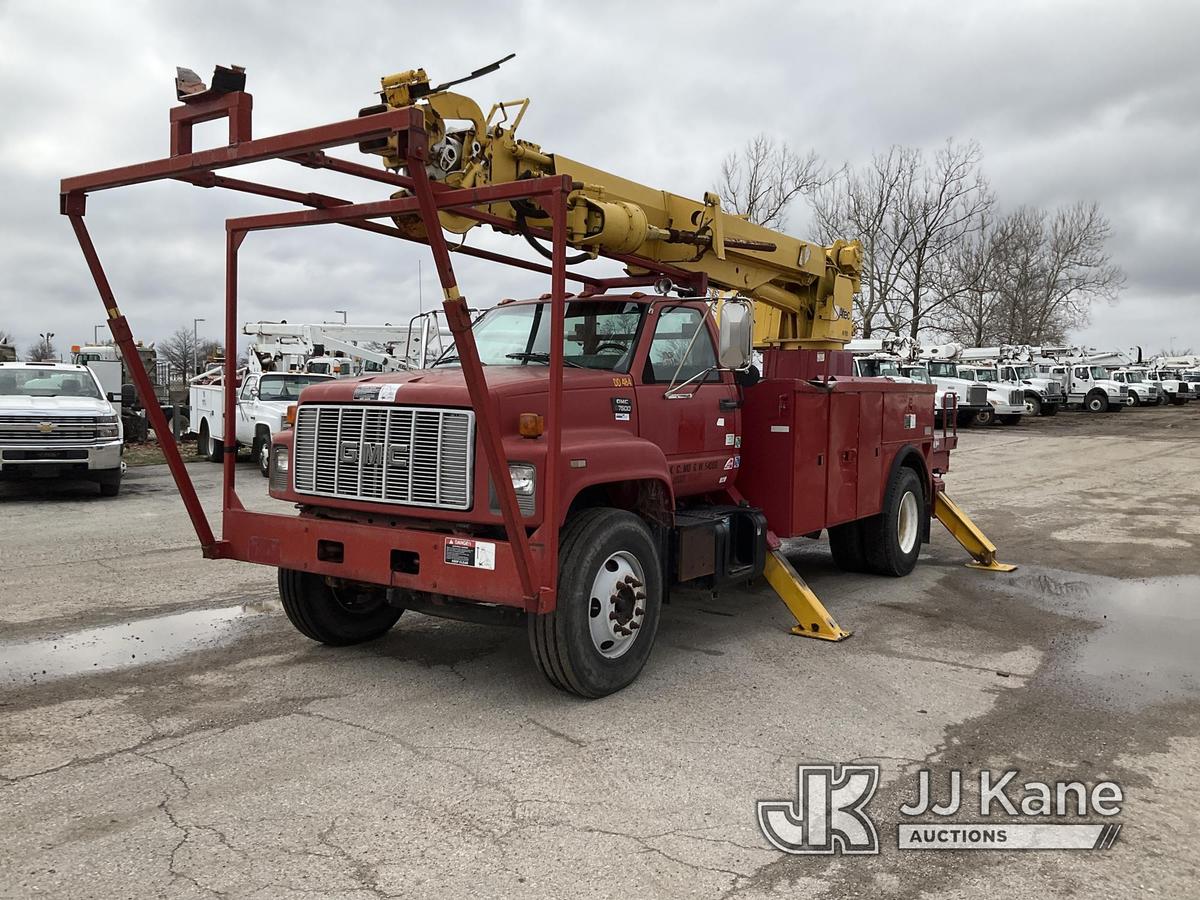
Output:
top-left (556, 432), bottom-right (674, 527)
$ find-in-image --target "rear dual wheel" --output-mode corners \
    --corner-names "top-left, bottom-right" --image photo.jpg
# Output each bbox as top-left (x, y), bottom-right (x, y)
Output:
top-left (528, 508), bottom-right (663, 698)
top-left (829, 468), bottom-right (923, 578)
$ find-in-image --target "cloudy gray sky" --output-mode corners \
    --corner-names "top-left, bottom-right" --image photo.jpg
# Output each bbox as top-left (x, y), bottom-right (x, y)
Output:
top-left (1, 0), bottom-right (1197, 358)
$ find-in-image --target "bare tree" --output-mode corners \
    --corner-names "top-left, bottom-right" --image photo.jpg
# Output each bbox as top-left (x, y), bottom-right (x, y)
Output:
top-left (939, 210), bottom-right (1006, 346)
top-left (28, 334), bottom-right (57, 362)
top-left (1019, 202), bottom-right (1124, 343)
top-left (159, 327), bottom-right (224, 379)
top-left (812, 147), bottom-right (918, 337)
top-left (717, 134), bottom-right (828, 230)
top-left (885, 139), bottom-right (994, 339)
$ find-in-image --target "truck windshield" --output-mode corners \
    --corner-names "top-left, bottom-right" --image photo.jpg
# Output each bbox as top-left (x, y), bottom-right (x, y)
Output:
top-left (901, 367), bottom-right (931, 384)
top-left (926, 361), bottom-right (958, 378)
top-left (968, 369), bottom-right (997, 382)
top-left (435, 300), bottom-right (646, 371)
top-left (1089, 366), bottom-right (1109, 379)
top-left (258, 374), bottom-right (330, 401)
top-left (1012, 365), bottom-right (1035, 379)
top-left (857, 359), bottom-right (901, 377)
top-left (1124, 372), bottom-right (1144, 383)
top-left (0, 368), bottom-right (102, 399)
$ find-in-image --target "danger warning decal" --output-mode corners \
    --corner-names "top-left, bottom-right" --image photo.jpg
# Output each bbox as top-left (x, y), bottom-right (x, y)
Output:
top-left (444, 537), bottom-right (496, 570)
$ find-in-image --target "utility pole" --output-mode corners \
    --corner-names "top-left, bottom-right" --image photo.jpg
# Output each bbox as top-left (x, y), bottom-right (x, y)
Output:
top-left (334, 309), bottom-right (348, 324)
top-left (193, 318), bottom-right (205, 378)
top-left (94, 324), bottom-right (103, 344)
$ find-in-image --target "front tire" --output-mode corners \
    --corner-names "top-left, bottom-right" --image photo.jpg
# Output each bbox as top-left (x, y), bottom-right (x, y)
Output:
top-left (1128, 392), bottom-right (1141, 407)
top-left (1025, 394), bottom-right (1042, 416)
top-left (1043, 402), bottom-right (1059, 417)
top-left (528, 508), bottom-right (662, 698)
top-left (861, 468), bottom-right (924, 577)
top-left (974, 406), bottom-right (996, 426)
top-left (1085, 391), bottom-right (1107, 413)
top-left (278, 569), bottom-right (401, 645)
top-left (255, 433), bottom-right (271, 478)
top-left (98, 471), bottom-right (122, 497)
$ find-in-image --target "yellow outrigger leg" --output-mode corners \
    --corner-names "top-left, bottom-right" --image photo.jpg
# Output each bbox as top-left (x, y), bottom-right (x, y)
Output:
top-left (933, 492), bottom-right (1018, 572)
top-left (764, 550), bottom-right (851, 641)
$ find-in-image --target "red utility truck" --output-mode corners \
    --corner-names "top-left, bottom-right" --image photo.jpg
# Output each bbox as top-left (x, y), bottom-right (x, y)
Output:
top-left (61, 63), bottom-right (1009, 697)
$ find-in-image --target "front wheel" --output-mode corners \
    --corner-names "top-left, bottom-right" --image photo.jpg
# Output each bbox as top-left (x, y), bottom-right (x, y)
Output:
top-left (97, 471), bottom-right (122, 497)
top-left (1043, 402), bottom-right (1059, 417)
top-left (1085, 391), bottom-right (1108, 413)
top-left (1128, 392), bottom-right (1141, 407)
top-left (1024, 394), bottom-right (1042, 416)
top-left (974, 406), bottom-right (996, 426)
top-left (255, 433), bottom-right (272, 478)
top-left (278, 569), bottom-right (401, 645)
top-left (528, 508), bottom-right (663, 698)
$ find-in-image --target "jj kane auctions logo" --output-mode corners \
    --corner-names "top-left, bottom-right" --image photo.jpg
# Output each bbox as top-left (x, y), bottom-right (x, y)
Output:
top-left (758, 765), bottom-right (1124, 853)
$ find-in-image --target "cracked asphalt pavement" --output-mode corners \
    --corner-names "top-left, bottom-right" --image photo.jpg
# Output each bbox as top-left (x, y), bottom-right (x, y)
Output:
top-left (2, 406), bottom-right (1198, 898)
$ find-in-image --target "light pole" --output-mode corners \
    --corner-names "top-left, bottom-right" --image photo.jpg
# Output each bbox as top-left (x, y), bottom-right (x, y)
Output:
top-left (93, 324), bottom-right (103, 344)
top-left (193, 318), bottom-right (205, 378)
top-left (39, 332), bottom-right (55, 362)
top-left (334, 309), bottom-right (347, 324)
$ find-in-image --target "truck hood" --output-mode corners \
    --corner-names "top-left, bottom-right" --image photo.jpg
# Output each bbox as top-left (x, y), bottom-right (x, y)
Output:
top-left (0, 395), bottom-right (115, 417)
top-left (297, 365), bottom-right (623, 407)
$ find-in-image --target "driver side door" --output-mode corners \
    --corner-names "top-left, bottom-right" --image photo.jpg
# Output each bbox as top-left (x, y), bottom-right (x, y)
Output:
top-left (634, 305), bottom-right (739, 497)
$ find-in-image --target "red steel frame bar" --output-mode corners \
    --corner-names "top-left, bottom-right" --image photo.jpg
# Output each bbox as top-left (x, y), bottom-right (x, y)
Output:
top-left (60, 90), bottom-right (710, 607)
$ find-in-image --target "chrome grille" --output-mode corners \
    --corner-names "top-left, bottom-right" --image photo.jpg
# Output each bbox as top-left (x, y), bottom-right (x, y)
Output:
top-left (1046, 380), bottom-right (1062, 397)
top-left (0, 415), bottom-right (103, 443)
top-left (1008, 389), bottom-right (1024, 406)
top-left (967, 386), bottom-right (988, 406)
top-left (293, 404), bottom-right (474, 510)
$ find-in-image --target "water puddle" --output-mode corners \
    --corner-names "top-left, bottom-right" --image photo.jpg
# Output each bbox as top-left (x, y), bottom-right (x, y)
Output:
top-left (0, 599), bottom-right (278, 686)
top-left (986, 569), bottom-right (1200, 708)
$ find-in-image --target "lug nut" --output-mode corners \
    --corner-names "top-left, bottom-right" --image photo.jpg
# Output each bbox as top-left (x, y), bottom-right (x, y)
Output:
top-left (634, 607), bottom-right (644, 616)
top-left (629, 621), bottom-right (640, 630)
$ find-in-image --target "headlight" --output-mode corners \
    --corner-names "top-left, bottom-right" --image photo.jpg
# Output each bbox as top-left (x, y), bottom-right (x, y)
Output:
top-left (508, 462), bottom-right (535, 496)
top-left (269, 445), bottom-right (289, 492)
top-left (97, 414), bottom-right (120, 439)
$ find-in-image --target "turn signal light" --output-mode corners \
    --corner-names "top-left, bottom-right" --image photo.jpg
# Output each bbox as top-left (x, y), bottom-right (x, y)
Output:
top-left (518, 412), bottom-right (544, 438)
top-left (286, 404), bottom-right (297, 427)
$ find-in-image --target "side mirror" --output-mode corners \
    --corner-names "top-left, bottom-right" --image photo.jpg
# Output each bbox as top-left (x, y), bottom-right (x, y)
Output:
top-left (121, 383), bottom-right (138, 409)
top-left (107, 392), bottom-right (122, 403)
top-left (717, 300), bottom-right (754, 370)
top-left (248, 387), bottom-right (259, 399)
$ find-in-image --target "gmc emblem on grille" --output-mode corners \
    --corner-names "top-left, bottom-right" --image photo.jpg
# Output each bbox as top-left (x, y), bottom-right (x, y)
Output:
top-left (339, 440), bottom-right (409, 468)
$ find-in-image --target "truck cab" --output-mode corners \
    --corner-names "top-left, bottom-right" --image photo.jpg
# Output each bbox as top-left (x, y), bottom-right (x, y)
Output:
top-left (1110, 368), bottom-right (1160, 406)
top-left (1038, 361), bottom-right (1127, 412)
top-left (0, 361), bottom-right (124, 495)
top-left (921, 360), bottom-right (991, 426)
top-left (191, 369), bottom-right (335, 476)
top-left (953, 365), bottom-right (1025, 426)
top-left (996, 362), bottom-right (1062, 417)
top-left (1145, 368), bottom-right (1192, 405)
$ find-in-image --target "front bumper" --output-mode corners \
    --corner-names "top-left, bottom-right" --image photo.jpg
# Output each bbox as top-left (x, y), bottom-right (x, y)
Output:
top-left (991, 403), bottom-right (1025, 416)
top-left (0, 440), bottom-right (122, 477)
top-left (220, 507), bottom-right (529, 609)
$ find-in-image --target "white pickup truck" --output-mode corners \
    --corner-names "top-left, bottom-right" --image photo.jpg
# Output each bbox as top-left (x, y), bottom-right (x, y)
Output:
top-left (0, 362), bottom-right (124, 496)
top-left (190, 369), bottom-right (333, 476)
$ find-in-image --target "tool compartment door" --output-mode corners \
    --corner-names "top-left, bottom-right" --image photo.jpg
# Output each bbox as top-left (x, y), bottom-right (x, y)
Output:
top-left (826, 391), bottom-right (859, 526)
top-left (856, 391), bottom-right (884, 517)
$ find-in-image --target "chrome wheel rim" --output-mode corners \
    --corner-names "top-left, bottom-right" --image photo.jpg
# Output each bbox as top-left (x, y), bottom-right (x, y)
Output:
top-left (897, 491), bottom-right (919, 555)
top-left (259, 441), bottom-right (270, 471)
top-left (587, 550), bottom-right (647, 659)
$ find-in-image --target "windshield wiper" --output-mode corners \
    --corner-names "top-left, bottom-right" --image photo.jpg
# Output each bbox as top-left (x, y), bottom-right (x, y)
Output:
top-left (505, 352), bottom-right (584, 368)
top-left (430, 354), bottom-right (460, 367)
